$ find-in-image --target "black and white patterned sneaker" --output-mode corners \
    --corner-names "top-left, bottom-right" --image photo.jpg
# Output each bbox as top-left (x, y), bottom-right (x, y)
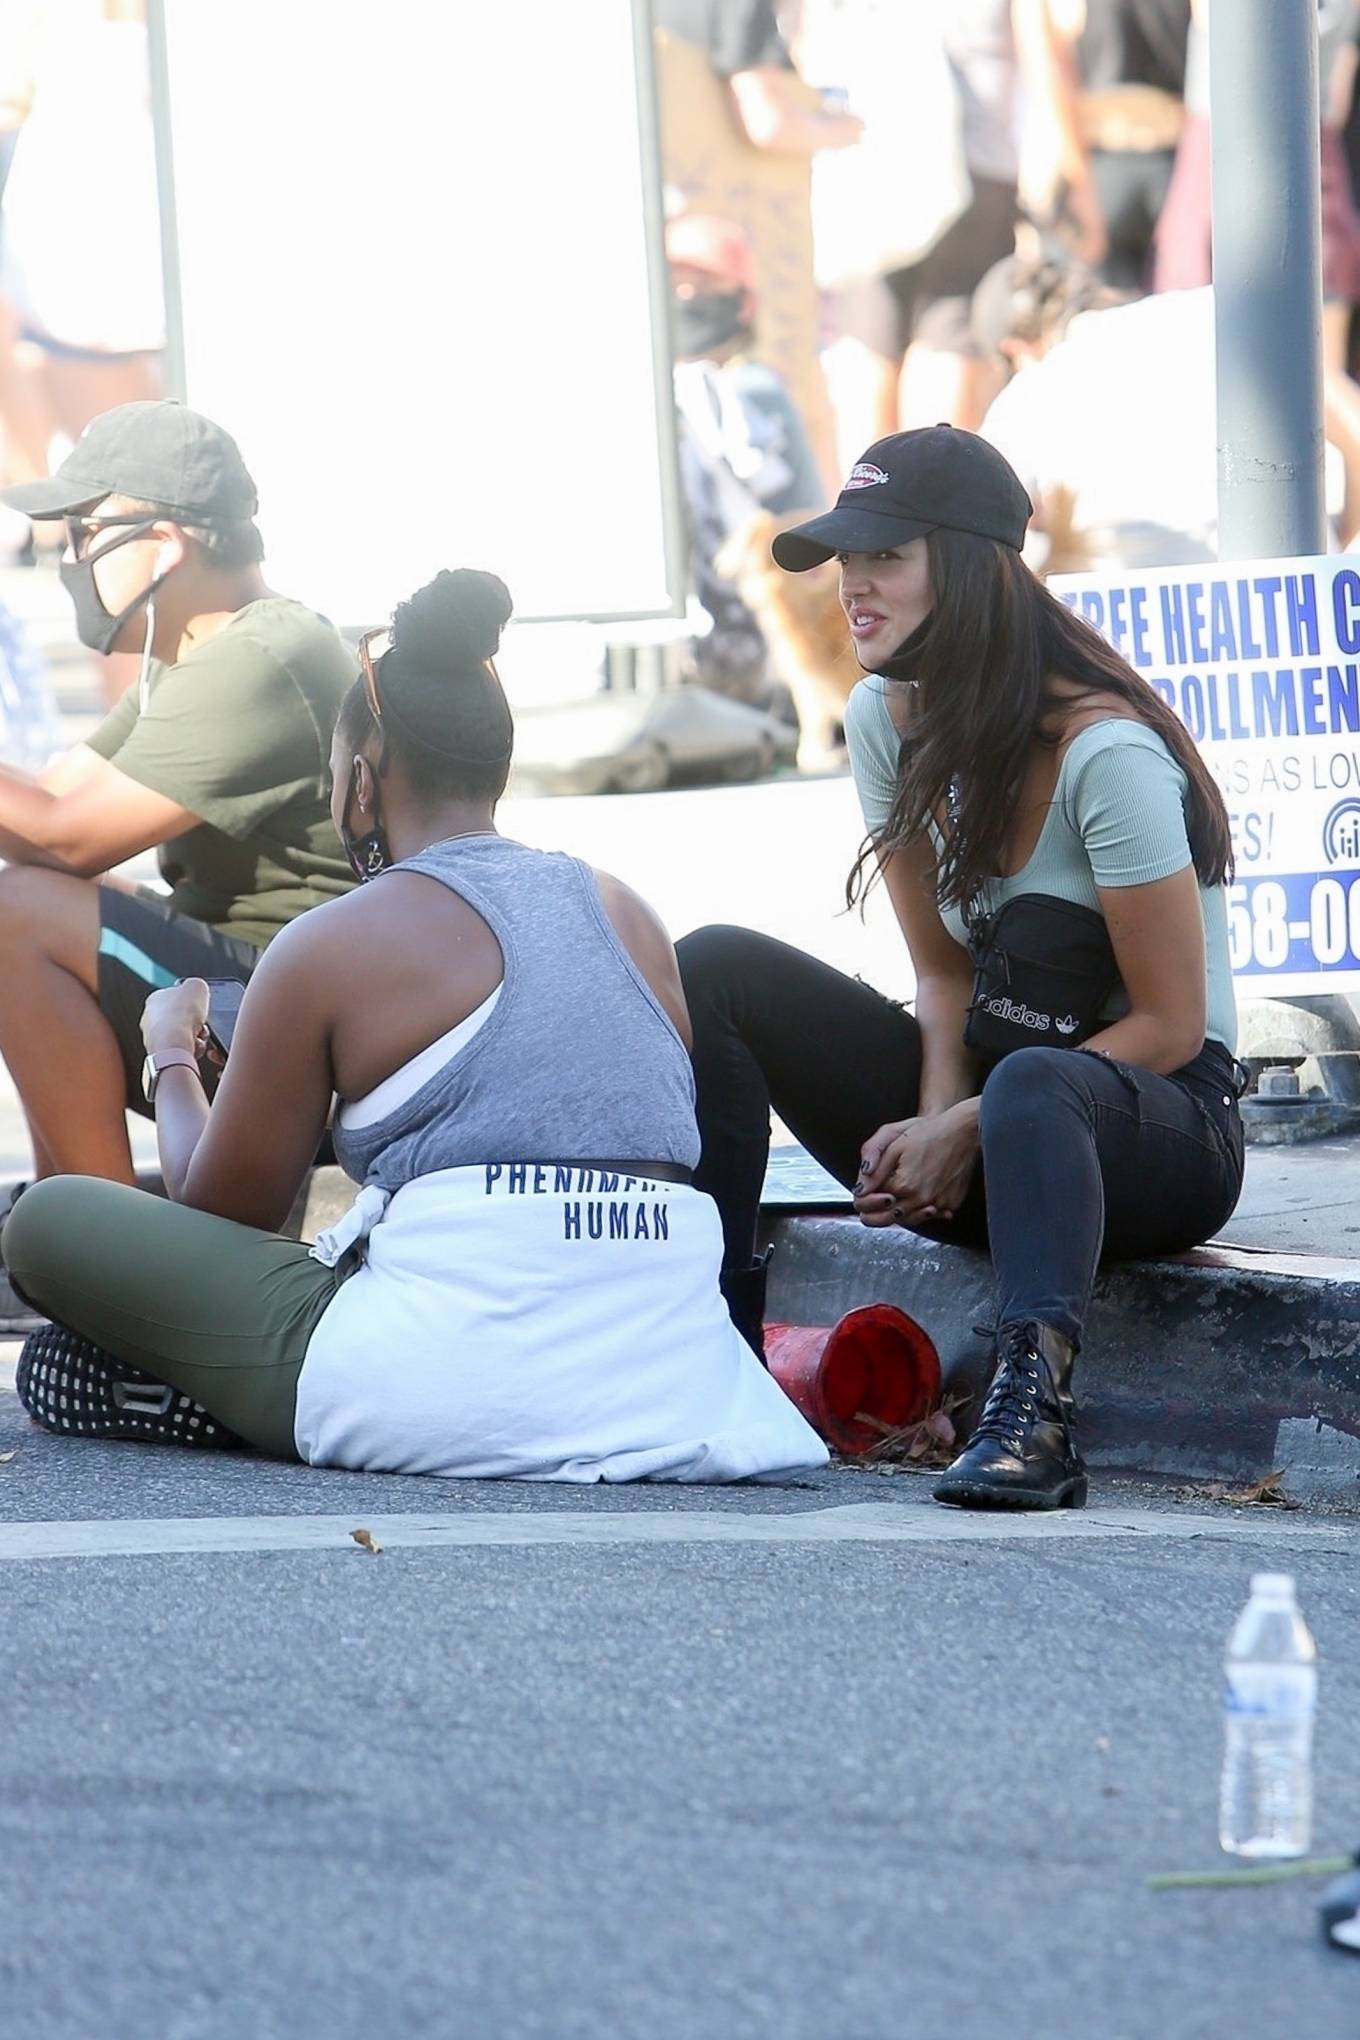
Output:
top-left (15, 1324), bottom-right (243, 1450)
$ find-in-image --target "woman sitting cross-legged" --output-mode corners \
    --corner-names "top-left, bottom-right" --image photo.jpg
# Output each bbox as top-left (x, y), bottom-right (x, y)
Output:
top-left (3, 568), bottom-right (827, 1483)
top-left (677, 427), bottom-right (1245, 1511)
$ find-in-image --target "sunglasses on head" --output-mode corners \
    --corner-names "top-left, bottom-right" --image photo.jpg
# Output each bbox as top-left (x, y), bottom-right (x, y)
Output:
top-left (357, 625), bottom-right (393, 723)
top-left (64, 513), bottom-right (158, 559)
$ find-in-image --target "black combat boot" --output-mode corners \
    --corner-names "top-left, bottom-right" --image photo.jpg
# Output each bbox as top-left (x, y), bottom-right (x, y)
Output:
top-left (720, 1248), bottom-right (773, 1362)
top-left (932, 1320), bottom-right (1087, 1511)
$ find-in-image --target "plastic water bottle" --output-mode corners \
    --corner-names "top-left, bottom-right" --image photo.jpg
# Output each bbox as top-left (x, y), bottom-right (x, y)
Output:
top-left (1219, 1572), bottom-right (1317, 1859)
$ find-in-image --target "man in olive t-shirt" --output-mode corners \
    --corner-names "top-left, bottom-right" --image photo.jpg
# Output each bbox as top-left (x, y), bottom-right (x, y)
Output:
top-left (86, 595), bottom-right (354, 943)
top-left (0, 401), bottom-right (355, 1188)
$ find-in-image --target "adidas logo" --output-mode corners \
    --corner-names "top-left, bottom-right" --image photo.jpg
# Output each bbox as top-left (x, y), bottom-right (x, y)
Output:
top-left (982, 995), bottom-right (1052, 1032)
top-left (1055, 1015), bottom-right (1079, 1036)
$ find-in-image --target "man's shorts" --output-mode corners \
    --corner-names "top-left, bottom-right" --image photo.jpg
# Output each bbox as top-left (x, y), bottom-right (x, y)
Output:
top-left (830, 175), bottom-right (1019, 363)
top-left (97, 887), bottom-right (262, 1116)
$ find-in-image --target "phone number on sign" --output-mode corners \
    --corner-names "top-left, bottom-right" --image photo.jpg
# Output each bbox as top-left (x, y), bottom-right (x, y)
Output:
top-left (1227, 870), bottom-right (1360, 973)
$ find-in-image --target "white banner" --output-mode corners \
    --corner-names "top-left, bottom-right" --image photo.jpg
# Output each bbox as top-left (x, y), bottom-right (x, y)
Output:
top-left (153, 1), bottom-right (683, 628)
top-left (1052, 554), bottom-right (1360, 999)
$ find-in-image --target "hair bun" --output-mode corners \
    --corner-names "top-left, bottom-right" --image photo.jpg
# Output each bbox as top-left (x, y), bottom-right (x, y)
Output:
top-left (392, 568), bottom-right (513, 669)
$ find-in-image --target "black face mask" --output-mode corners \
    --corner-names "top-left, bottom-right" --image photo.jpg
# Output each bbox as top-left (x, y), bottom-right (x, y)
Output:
top-left (671, 288), bottom-right (749, 360)
top-left (340, 762), bottom-right (391, 882)
top-left (58, 520), bottom-right (168, 657)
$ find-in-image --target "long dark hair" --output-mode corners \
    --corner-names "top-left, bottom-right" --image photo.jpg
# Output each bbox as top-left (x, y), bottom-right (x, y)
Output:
top-left (847, 528), bottom-right (1234, 911)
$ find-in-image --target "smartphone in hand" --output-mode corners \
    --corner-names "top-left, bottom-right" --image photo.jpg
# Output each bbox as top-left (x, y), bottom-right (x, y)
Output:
top-left (200, 977), bottom-right (248, 1061)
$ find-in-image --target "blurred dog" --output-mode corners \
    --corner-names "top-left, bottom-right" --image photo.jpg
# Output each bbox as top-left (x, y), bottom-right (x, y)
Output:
top-left (715, 510), bottom-right (857, 772)
top-left (1033, 484), bottom-right (1094, 581)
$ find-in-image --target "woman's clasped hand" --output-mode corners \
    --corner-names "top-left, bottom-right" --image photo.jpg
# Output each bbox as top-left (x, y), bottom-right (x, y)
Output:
top-left (853, 1103), bottom-right (979, 1227)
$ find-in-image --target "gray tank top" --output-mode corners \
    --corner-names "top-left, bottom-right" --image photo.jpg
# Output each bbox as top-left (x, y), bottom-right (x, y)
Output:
top-left (332, 835), bottom-right (700, 1193)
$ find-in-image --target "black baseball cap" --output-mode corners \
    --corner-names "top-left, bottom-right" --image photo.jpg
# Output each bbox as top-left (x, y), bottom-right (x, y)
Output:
top-left (0, 401), bottom-right (259, 523)
top-left (772, 425), bottom-right (1032, 572)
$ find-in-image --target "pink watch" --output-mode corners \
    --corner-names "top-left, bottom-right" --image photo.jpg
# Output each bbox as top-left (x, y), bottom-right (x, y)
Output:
top-left (141, 1048), bottom-right (200, 1106)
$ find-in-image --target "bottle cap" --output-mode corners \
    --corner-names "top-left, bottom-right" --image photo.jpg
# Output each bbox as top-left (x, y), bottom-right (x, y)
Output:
top-left (1250, 1572), bottom-right (1296, 1597)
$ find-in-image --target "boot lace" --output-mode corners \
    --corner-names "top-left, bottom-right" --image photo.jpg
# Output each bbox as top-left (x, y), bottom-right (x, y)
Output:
top-left (970, 1322), bottom-right (1076, 1459)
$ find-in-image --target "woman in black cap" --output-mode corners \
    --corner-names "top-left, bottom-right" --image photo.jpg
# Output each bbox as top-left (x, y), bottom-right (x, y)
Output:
top-left (677, 425), bottom-right (1243, 1511)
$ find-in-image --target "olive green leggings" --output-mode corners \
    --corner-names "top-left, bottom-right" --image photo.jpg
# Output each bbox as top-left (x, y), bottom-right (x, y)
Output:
top-left (3, 1177), bottom-right (346, 1460)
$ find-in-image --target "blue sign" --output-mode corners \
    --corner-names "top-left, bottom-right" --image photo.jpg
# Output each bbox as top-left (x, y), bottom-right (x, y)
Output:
top-left (1052, 555), bottom-right (1360, 996)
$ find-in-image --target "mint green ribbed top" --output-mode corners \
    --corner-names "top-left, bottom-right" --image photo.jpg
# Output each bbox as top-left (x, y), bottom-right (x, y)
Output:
top-left (844, 683), bottom-right (1237, 1052)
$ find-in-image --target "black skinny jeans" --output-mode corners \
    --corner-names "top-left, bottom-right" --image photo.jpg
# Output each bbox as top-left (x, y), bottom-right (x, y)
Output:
top-left (677, 926), bottom-right (1246, 1350)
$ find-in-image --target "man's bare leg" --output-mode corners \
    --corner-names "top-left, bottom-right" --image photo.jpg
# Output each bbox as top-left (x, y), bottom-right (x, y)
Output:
top-left (1324, 301), bottom-right (1352, 378)
top-left (0, 868), bottom-right (136, 1183)
top-left (20, 1121), bottom-right (57, 1183)
top-left (822, 337), bottom-right (902, 474)
top-left (898, 342), bottom-right (990, 430)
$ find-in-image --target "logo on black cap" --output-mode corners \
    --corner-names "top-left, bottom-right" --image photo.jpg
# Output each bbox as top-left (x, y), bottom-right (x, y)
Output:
top-left (844, 463), bottom-right (890, 492)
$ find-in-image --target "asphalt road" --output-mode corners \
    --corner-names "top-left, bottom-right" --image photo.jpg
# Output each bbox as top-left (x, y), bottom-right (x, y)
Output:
top-left (2, 1354), bottom-right (1358, 2040)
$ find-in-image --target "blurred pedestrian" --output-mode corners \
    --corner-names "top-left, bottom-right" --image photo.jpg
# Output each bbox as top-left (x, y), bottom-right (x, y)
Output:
top-left (1063, 0), bottom-right (1191, 294)
top-left (0, 401), bottom-right (354, 1190)
top-left (0, 1), bottom-right (163, 493)
top-left (1154, 0), bottom-right (1360, 374)
top-left (979, 258), bottom-right (1217, 567)
top-left (977, 261), bottom-right (1360, 562)
top-left (655, 0), bottom-right (862, 158)
top-left (0, 597), bottom-right (61, 771)
top-left (808, 0), bottom-right (1105, 459)
top-left (667, 212), bottom-right (824, 700)
top-left (654, 0), bottom-right (860, 489)
top-left (0, 0), bottom-right (164, 706)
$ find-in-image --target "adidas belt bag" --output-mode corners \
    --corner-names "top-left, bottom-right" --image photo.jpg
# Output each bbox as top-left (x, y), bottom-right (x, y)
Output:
top-left (964, 893), bottom-right (1121, 1065)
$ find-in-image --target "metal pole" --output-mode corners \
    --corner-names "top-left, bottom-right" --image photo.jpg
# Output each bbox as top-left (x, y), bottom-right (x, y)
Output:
top-left (632, 0), bottom-right (688, 623)
top-left (1210, 0), bottom-right (1326, 561)
top-left (145, 0), bottom-right (187, 404)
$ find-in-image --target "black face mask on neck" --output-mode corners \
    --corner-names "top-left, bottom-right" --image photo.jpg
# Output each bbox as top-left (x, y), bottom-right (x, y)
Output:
top-left (871, 613), bottom-right (934, 685)
top-left (671, 288), bottom-right (749, 360)
top-left (58, 520), bottom-right (169, 657)
top-left (340, 761), bottom-right (391, 882)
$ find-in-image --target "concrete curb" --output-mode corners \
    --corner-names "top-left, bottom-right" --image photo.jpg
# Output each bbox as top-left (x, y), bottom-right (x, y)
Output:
top-left (759, 1214), bottom-right (1360, 1506)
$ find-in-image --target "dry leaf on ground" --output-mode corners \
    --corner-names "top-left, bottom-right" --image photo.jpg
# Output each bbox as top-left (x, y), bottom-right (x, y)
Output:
top-left (350, 1526), bottom-right (383, 1553)
top-left (1220, 1470), bottom-right (1301, 1511)
top-left (855, 1393), bottom-right (972, 1471)
top-left (1170, 1469), bottom-right (1303, 1512)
